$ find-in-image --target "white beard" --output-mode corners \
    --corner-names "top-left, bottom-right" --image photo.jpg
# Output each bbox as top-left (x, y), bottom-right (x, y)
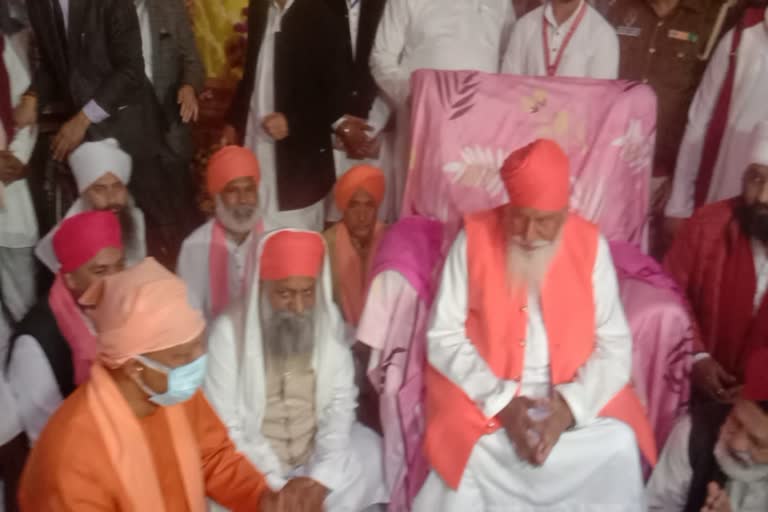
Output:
top-left (714, 440), bottom-right (768, 484)
top-left (505, 235), bottom-right (561, 293)
top-left (214, 195), bottom-right (261, 236)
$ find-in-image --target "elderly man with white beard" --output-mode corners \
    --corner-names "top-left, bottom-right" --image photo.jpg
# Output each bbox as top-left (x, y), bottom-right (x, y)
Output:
top-left (35, 139), bottom-right (146, 274)
top-left (177, 146), bottom-right (263, 321)
top-left (204, 229), bottom-right (388, 512)
top-left (646, 347), bottom-right (768, 512)
top-left (413, 139), bottom-right (657, 511)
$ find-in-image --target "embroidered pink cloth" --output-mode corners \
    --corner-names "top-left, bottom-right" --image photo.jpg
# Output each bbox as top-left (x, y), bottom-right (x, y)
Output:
top-left (402, 70), bottom-right (656, 249)
top-left (357, 217), bottom-right (444, 510)
top-left (610, 242), bottom-right (693, 457)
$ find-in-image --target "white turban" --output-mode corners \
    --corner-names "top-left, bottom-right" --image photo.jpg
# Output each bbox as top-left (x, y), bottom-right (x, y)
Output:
top-left (68, 138), bottom-right (132, 193)
top-left (750, 120), bottom-right (768, 167)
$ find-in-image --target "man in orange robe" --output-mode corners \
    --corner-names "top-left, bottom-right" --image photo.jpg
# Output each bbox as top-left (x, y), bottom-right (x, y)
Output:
top-left (323, 164), bottom-right (387, 329)
top-left (18, 258), bottom-right (325, 511)
top-left (413, 139), bottom-right (655, 510)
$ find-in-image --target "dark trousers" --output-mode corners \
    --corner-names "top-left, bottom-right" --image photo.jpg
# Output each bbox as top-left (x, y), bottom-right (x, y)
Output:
top-left (0, 432), bottom-right (29, 512)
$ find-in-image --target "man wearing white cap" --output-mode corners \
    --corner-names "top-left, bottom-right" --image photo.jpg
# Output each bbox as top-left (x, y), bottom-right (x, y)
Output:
top-left (665, 120), bottom-right (768, 405)
top-left (34, 138), bottom-right (146, 274)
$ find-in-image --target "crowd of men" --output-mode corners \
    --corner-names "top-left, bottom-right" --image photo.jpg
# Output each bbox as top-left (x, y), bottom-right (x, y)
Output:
top-left (1, 0), bottom-right (768, 511)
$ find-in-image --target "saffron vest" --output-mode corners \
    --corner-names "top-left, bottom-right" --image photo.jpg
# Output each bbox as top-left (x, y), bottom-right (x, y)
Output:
top-left (424, 210), bottom-right (657, 489)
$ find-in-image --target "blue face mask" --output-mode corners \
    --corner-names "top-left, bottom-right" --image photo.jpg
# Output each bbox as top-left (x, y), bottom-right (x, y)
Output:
top-left (134, 354), bottom-right (208, 407)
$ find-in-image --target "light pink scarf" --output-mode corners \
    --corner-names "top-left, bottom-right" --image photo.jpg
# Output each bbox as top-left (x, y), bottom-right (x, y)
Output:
top-left (208, 220), bottom-right (262, 318)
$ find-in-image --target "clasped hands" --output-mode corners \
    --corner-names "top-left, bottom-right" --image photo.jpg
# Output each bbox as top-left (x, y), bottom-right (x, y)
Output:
top-left (497, 392), bottom-right (574, 466)
top-left (335, 115), bottom-right (376, 160)
top-left (260, 477), bottom-right (328, 512)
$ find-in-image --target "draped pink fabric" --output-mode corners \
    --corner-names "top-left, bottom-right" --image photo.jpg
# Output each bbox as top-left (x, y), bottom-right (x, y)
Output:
top-left (403, 70), bottom-right (656, 248)
top-left (357, 217), bottom-right (444, 510)
top-left (208, 220), bottom-right (263, 318)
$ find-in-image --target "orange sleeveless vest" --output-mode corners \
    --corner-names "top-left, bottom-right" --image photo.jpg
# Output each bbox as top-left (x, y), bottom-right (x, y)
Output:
top-left (424, 210), bottom-right (657, 489)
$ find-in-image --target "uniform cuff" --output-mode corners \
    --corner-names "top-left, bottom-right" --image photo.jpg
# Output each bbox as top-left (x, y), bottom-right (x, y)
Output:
top-left (82, 100), bottom-right (110, 124)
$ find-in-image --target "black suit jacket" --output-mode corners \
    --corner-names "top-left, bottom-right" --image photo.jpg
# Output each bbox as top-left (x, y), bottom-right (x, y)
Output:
top-left (26, 0), bottom-right (162, 158)
top-left (228, 0), bottom-right (351, 211)
top-left (325, 0), bottom-right (386, 119)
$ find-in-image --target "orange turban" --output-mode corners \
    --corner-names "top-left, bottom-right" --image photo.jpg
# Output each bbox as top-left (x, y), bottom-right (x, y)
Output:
top-left (80, 258), bottom-right (205, 368)
top-left (500, 139), bottom-right (570, 211)
top-left (206, 145), bottom-right (261, 197)
top-left (260, 230), bottom-right (325, 281)
top-left (334, 165), bottom-right (386, 211)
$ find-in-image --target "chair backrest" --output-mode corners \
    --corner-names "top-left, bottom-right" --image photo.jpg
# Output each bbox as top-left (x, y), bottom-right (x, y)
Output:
top-left (402, 70), bottom-right (657, 249)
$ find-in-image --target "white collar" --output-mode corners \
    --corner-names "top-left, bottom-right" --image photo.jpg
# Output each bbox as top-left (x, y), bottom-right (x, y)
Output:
top-left (544, 0), bottom-right (585, 29)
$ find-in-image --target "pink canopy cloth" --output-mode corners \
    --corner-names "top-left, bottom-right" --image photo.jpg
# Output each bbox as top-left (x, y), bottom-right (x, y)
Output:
top-left (609, 241), bottom-right (693, 457)
top-left (357, 217), bottom-right (444, 511)
top-left (402, 70), bottom-right (656, 249)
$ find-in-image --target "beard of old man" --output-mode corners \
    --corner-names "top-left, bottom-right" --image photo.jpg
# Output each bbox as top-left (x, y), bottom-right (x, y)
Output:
top-left (260, 287), bottom-right (315, 366)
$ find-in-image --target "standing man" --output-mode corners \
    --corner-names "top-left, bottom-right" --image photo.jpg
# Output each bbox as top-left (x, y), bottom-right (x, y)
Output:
top-left (665, 6), bottom-right (768, 234)
top-left (35, 139), bottom-right (146, 274)
top-left (413, 140), bottom-right (655, 510)
top-left (602, 0), bottom-right (733, 254)
top-left (502, 0), bottom-right (619, 78)
top-left (205, 229), bottom-right (388, 511)
top-left (664, 121), bottom-right (768, 404)
top-left (221, 0), bottom-right (352, 232)
top-left (8, 211), bottom-right (124, 445)
top-left (370, 0), bottom-right (516, 215)
top-left (324, 0), bottom-right (393, 223)
top-left (177, 146), bottom-right (263, 321)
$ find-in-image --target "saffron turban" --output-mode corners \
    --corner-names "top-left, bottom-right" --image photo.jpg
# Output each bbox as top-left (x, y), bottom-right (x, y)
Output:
top-left (334, 165), bottom-right (385, 212)
top-left (500, 139), bottom-right (570, 211)
top-left (260, 230), bottom-right (325, 281)
top-left (79, 258), bottom-right (205, 368)
top-left (52, 211), bottom-right (123, 273)
top-left (68, 138), bottom-right (132, 193)
top-left (749, 120), bottom-right (768, 167)
top-left (206, 145), bottom-right (261, 197)
top-left (743, 348), bottom-right (768, 402)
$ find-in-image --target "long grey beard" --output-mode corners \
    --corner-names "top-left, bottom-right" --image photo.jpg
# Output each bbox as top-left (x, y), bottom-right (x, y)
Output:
top-left (505, 237), bottom-right (560, 293)
top-left (262, 310), bottom-right (315, 363)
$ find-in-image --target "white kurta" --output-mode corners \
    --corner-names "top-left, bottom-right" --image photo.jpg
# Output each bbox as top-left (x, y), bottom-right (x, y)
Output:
top-left (204, 229), bottom-right (387, 511)
top-left (369, 0), bottom-right (515, 215)
top-left (646, 415), bottom-right (768, 512)
top-left (414, 231), bottom-right (645, 511)
top-left (34, 198), bottom-right (147, 273)
top-left (501, 0), bottom-right (619, 79)
top-left (666, 23), bottom-right (768, 219)
top-left (176, 219), bottom-right (256, 321)
top-left (329, 0), bottom-right (395, 223)
top-left (243, 0), bottom-right (325, 232)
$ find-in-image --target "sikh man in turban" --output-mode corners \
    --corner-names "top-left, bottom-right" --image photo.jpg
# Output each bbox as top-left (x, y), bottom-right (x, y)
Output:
top-left (647, 347), bottom-right (768, 512)
top-left (413, 139), bottom-right (656, 511)
top-left (178, 146), bottom-right (263, 321)
top-left (323, 164), bottom-right (387, 328)
top-left (35, 138), bottom-right (146, 275)
top-left (18, 258), bottom-right (325, 511)
top-left (205, 229), bottom-right (388, 512)
top-left (666, 120), bottom-right (768, 406)
top-left (8, 211), bottom-right (124, 444)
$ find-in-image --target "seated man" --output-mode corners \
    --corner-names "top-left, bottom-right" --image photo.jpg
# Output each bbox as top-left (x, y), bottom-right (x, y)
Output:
top-left (8, 211), bottom-right (124, 443)
top-left (205, 229), bottom-right (388, 511)
top-left (414, 140), bottom-right (655, 511)
top-left (323, 164), bottom-right (387, 328)
top-left (177, 146), bottom-right (263, 320)
top-left (35, 138), bottom-right (146, 273)
top-left (646, 348), bottom-right (768, 512)
top-left (18, 258), bottom-right (324, 511)
top-left (665, 121), bottom-right (768, 403)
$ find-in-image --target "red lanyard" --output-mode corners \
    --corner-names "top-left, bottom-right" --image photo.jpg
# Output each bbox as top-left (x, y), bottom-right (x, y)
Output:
top-left (542, 1), bottom-right (588, 77)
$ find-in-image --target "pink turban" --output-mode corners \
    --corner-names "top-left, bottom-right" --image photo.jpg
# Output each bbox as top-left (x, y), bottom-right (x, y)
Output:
top-left (500, 139), bottom-right (570, 211)
top-left (53, 211), bottom-right (123, 273)
top-left (334, 165), bottom-right (386, 211)
top-left (260, 231), bottom-right (325, 281)
top-left (206, 145), bottom-right (261, 197)
top-left (743, 348), bottom-right (768, 402)
top-left (79, 258), bottom-right (205, 368)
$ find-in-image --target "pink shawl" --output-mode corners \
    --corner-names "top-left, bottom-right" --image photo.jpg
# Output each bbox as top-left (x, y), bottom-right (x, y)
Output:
top-left (208, 220), bottom-right (262, 318)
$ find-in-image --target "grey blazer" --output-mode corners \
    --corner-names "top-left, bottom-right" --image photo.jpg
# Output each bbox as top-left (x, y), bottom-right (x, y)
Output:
top-left (145, 0), bottom-right (205, 161)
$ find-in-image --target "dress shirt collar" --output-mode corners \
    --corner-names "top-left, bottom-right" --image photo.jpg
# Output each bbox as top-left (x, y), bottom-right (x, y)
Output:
top-left (544, 0), bottom-right (586, 29)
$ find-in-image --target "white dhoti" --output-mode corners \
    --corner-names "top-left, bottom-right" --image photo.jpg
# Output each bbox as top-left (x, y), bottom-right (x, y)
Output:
top-left (414, 418), bottom-right (645, 512)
